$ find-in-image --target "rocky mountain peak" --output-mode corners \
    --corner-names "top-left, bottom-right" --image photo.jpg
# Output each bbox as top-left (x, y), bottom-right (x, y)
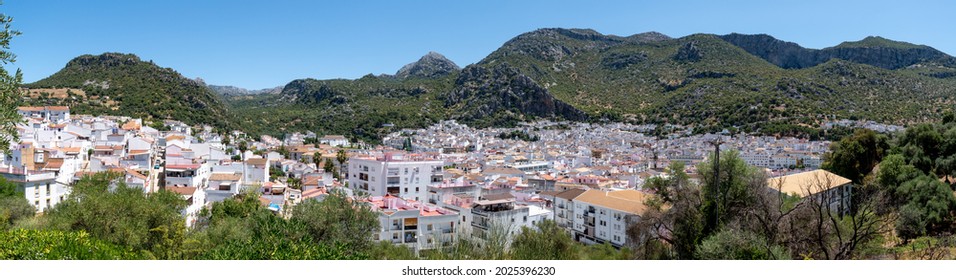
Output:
top-left (395, 51), bottom-right (461, 79)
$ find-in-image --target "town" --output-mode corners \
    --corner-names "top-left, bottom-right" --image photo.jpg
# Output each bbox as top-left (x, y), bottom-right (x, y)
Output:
top-left (1, 106), bottom-right (859, 255)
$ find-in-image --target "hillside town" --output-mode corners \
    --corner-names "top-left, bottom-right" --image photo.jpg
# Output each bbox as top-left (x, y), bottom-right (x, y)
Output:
top-left (1, 107), bottom-right (855, 254)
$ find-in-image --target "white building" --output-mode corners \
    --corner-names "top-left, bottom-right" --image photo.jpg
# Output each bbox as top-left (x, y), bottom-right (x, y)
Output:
top-left (348, 152), bottom-right (444, 202)
top-left (366, 195), bottom-right (460, 253)
top-left (17, 106), bottom-right (70, 123)
top-left (167, 186), bottom-right (205, 228)
top-left (570, 189), bottom-right (647, 248)
top-left (470, 199), bottom-right (530, 247)
top-left (164, 161), bottom-right (210, 189)
top-left (319, 135), bottom-right (350, 147)
top-left (767, 169), bottom-right (853, 215)
top-left (0, 141), bottom-right (70, 212)
top-left (550, 188), bottom-right (588, 232)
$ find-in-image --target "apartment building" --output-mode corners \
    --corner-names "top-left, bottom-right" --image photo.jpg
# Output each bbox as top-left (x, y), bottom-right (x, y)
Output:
top-left (348, 152), bottom-right (444, 202)
top-left (570, 189), bottom-right (647, 248)
top-left (470, 199), bottom-right (530, 246)
top-left (366, 195), bottom-right (460, 253)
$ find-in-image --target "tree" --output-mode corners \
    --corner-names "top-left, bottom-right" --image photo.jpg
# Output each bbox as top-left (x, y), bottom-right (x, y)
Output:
top-left (312, 151), bottom-right (322, 166)
top-left (323, 159), bottom-right (335, 174)
top-left (0, 229), bottom-right (142, 260)
top-left (290, 189), bottom-right (379, 257)
top-left (42, 172), bottom-right (188, 259)
top-left (822, 129), bottom-right (888, 183)
top-left (237, 140), bottom-right (249, 155)
top-left (191, 192), bottom-right (359, 260)
top-left (697, 150), bottom-right (765, 236)
top-left (694, 228), bottom-right (790, 260)
top-left (0, 8), bottom-right (21, 155)
top-left (894, 175), bottom-right (956, 241)
top-left (0, 177), bottom-right (33, 230)
top-left (629, 162), bottom-right (704, 259)
top-left (787, 174), bottom-right (889, 260)
top-left (286, 176), bottom-right (302, 190)
top-left (369, 241), bottom-right (417, 260)
top-left (510, 220), bottom-right (579, 260)
top-left (336, 149), bottom-right (348, 165)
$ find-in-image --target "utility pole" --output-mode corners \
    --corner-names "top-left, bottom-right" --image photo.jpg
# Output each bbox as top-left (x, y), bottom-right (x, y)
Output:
top-left (708, 137), bottom-right (725, 228)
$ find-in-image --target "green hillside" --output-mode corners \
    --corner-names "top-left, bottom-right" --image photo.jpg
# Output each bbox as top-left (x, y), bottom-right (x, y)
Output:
top-left (25, 29), bottom-right (956, 141)
top-left (25, 53), bottom-right (233, 129)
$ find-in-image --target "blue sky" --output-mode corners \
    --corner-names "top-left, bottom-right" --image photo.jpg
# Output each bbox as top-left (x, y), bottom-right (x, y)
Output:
top-left (2, 0), bottom-right (954, 89)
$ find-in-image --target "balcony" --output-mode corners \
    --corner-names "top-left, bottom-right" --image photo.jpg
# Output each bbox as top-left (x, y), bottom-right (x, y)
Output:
top-left (404, 232), bottom-right (417, 243)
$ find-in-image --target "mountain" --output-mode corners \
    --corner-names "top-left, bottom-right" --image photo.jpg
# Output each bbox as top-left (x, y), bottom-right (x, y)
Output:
top-left (24, 53), bottom-right (234, 129)
top-left (27, 29), bottom-right (956, 141)
top-left (719, 34), bottom-right (956, 69)
top-left (395, 51), bottom-right (461, 79)
top-left (225, 28), bottom-right (956, 140)
top-left (207, 84), bottom-right (283, 97)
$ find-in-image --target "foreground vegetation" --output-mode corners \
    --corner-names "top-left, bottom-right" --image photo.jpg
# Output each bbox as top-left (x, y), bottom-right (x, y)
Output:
top-left (0, 172), bottom-right (631, 260)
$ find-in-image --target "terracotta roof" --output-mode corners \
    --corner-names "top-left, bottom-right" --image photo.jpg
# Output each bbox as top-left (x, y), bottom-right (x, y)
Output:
top-left (484, 167), bottom-right (524, 175)
top-left (121, 120), bottom-right (141, 131)
top-left (17, 106), bottom-right (44, 111)
top-left (128, 150), bottom-right (150, 155)
top-left (303, 176), bottom-right (322, 186)
top-left (126, 169), bottom-right (147, 180)
top-left (42, 158), bottom-right (65, 170)
top-left (166, 186), bottom-right (197, 196)
top-left (607, 189), bottom-right (647, 201)
top-left (554, 188), bottom-right (588, 200)
top-left (60, 147), bottom-right (82, 154)
top-left (482, 193), bottom-right (515, 201)
top-left (209, 173), bottom-right (241, 181)
top-left (767, 169), bottom-right (852, 198)
top-left (574, 189), bottom-right (647, 215)
top-left (246, 158), bottom-right (268, 166)
top-left (539, 190), bottom-right (561, 197)
top-left (302, 188), bottom-right (328, 199)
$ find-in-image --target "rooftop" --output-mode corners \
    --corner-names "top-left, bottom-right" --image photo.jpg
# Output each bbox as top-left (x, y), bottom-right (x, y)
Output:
top-left (574, 189), bottom-right (648, 215)
top-left (767, 169), bottom-right (852, 198)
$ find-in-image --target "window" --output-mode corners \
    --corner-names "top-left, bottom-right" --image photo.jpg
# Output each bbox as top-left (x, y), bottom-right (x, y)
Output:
top-left (404, 188), bottom-right (408, 193)
top-left (427, 224), bottom-right (433, 231)
top-left (415, 187), bottom-right (419, 192)
top-left (387, 177), bottom-right (399, 185)
top-left (46, 184), bottom-right (51, 195)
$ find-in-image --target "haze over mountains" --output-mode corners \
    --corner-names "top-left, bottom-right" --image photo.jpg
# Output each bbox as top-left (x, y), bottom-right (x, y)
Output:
top-left (22, 28), bottom-right (956, 140)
